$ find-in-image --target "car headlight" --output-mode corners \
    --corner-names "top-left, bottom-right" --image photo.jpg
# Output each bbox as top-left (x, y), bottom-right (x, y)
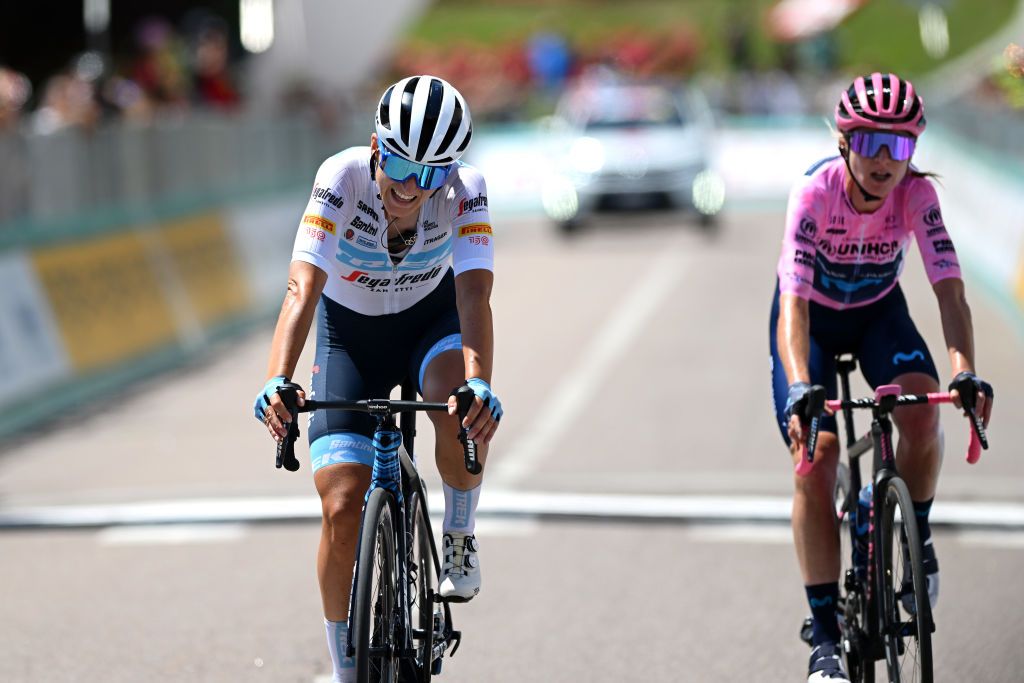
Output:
top-left (692, 169), bottom-right (725, 215)
top-left (570, 137), bottom-right (605, 175)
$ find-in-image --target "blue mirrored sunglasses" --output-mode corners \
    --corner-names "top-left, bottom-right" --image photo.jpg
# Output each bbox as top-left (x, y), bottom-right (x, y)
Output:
top-left (848, 131), bottom-right (916, 161)
top-left (379, 144), bottom-right (452, 191)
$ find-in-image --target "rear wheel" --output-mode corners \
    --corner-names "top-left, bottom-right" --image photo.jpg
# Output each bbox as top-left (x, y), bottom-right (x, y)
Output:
top-left (353, 488), bottom-right (399, 683)
top-left (878, 478), bottom-right (933, 682)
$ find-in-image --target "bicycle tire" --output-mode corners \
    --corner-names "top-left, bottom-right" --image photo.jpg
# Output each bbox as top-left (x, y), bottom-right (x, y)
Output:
top-left (834, 462), bottom-right (869, 682)
top-left (878, 477), bottom-right (933, 683)
top-left (406, 484), bottom-right (436, 682)
top-left (353, 488), bottom-right (400, 683)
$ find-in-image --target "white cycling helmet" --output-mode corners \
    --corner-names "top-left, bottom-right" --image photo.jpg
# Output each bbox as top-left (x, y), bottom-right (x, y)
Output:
top-left (375, 75), bottom-right (473, 166)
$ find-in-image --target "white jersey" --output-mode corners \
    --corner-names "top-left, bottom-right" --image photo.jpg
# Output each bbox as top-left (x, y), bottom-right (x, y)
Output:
top-left (291, 147), bottom-right (494, 316)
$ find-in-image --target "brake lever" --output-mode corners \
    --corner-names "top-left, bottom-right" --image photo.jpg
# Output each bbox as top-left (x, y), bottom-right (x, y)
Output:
top-left (452, 384), bottom-right (482, 475)
top-left (795, 385), bottom-right (826, 477)
top-left (274, 383), bottom-right (303, 472)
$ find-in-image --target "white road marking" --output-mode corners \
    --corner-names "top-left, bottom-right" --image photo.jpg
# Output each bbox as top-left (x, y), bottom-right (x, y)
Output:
top-left (684, 523), bottom-right (794, 545)
top-left (489, 251), bottom-right (687, 487)
top-left (4, 491), bottom-right (1024, 536)
top-left (97, 523), bottom-right (247, 545)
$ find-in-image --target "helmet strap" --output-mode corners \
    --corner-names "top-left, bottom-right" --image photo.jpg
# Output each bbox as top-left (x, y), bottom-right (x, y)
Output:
top-left (839, 142), bottom-right (882, 204)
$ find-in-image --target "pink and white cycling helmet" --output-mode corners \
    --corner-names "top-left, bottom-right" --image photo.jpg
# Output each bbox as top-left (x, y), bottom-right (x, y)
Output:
top-left (835, 72), bottom-right (926, 137)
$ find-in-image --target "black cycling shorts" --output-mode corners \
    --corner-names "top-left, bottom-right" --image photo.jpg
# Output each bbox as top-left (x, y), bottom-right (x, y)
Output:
top-left (769, 282), bottom-right (938, 446)
top-left (308, 269), bottom-right (461, 470)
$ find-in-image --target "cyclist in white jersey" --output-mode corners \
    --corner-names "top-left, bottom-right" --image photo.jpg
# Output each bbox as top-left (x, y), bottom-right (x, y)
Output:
top-left (253, 75), bottom-right (501, 683)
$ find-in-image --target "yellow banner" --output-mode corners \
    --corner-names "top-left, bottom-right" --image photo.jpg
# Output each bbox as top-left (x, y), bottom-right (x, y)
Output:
top-left (32, 233), bottom-right (177, 372)
top-left (159, 213), bottom-right (250, 326)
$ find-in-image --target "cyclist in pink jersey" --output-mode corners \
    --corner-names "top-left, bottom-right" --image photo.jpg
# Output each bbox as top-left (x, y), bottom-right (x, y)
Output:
top-left (769, 73), bottom-right (994, 682)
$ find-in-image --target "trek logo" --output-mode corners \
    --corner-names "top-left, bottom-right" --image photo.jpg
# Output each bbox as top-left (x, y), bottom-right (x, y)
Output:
top-left (350, 215), bottom-right (379, 237)
top-left (799, 216), bottom-right (817, 237)
top-left (925, 226), bottom-right (947, 237)
top-left (342, 265), bottom-right (445, 290)
top-left (932, 238), bottom-right (954, 253)
top-left (302, 214), bottom-right (336, 234)
top-left (451, 488), bottom-right (470, 529)
top-left (923, 205), bottom-right (943, 228)
top-left (310, 185), bottom-right (344, 210)
top-left (357, 200), bottom-right (379, 222)
top-left (893, 350), bottom-right (925, 365)
top-left (457, 193), bottom-right (488, 216)
top-left (423, 220), bottom-right (440, 232)
top-left (458, 223), bottom-right (492, 238)
top-left (932, 258), bottom-right (957, 270)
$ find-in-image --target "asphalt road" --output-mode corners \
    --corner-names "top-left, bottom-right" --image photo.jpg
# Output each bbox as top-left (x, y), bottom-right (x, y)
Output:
top-left (2, 207), bottom-right (1022, 682)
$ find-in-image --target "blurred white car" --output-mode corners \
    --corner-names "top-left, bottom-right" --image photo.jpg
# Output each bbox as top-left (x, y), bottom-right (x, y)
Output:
top-left (541, 77), bottom-right (724, 232)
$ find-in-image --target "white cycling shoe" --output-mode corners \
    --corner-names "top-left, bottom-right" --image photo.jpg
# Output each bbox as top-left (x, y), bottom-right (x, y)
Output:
top-left (438, 532), bottom-right (480, 602)
top-left (807, 643), bottom-right (851, 682)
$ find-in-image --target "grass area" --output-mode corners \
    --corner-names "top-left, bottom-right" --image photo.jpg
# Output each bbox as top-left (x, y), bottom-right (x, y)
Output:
top-left (403, 0), bottom-right (1019, 76)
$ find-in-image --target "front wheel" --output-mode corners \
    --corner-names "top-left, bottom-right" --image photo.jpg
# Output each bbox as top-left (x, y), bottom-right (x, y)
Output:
top-left (878, 477), bottom-right (933, 682)
top-left (406, 484), bottom-right (437, 682)
top-left (353, 488), bottom-right (399, 683)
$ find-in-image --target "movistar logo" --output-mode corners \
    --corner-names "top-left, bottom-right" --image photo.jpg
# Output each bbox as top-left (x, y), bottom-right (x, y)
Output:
top-left (893, 350), bottom-right (925, 365)
top-left (809, 596), bottom-right (834, 608)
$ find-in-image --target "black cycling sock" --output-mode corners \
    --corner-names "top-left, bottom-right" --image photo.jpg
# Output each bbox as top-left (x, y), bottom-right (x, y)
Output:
top-left (805, 582), bottom-right (841, 645)
top-left (913, 497), bottom-right (934, 545)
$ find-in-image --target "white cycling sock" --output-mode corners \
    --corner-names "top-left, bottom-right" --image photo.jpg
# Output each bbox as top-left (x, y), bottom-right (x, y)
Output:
top-left (442, 482), bottom-right (481, 535)
top-left (325, 618), bottom-right (355, 683)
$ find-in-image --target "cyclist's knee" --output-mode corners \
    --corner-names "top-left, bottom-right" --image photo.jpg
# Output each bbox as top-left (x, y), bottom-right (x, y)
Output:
top-left (793, 434), bottom-right (840, 495)
top-left (894, 403), bottom-right (940, 447)
top-left (317, 468), bottom-right (369, 535)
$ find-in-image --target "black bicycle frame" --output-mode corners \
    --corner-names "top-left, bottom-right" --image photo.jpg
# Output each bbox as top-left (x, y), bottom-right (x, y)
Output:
top-left (836, 357), bottom-right (902, 663)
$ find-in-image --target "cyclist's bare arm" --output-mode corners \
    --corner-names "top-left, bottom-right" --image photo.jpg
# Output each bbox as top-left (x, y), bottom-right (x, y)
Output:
top-left (932, 278), bottom-right (991, 424)
top-left (263, 261), bottom-right (328, 440)
top-left (454, 268), bottom-right (498, 443)
top-left (777, 293), bottom-right (813, 443)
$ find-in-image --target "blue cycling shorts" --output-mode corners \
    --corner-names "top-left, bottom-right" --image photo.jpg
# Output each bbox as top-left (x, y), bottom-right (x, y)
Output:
top-left (769, 282), bottom-right (938, 446)
top-left (308, 269), bottom-right (461, 471)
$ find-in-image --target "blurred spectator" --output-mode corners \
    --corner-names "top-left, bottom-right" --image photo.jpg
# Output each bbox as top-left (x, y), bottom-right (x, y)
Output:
top-left (31, 70), bottom-right (101, 135)
top-left (0, 65), bottom-right (32, 131)
top-left (190, 17), bottom-right (240, 110)
top-left (527, 31), bottom-right (572, 92)
top-left (131, 17), bottom-right (189, 109)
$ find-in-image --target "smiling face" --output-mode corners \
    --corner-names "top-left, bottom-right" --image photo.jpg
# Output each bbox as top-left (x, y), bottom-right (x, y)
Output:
top-left (370, 134), bottom-right (431, 224)
top-left (843, 131), bottom-right (912, 203)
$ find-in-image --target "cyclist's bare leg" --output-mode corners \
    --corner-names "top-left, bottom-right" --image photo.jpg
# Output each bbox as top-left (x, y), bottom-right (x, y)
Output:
top-left (422, 349), bottom-right (488, 489)
top-left (890, 372), bottom-right (942, 501)
top-left (791, 432), bottom-right (842, 584)
top-left (314, 463), bottom-right (373, 621)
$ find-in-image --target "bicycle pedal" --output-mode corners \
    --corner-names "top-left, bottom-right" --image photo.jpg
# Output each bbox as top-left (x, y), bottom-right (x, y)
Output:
top-left (798, 616), bottom-right (814, 646)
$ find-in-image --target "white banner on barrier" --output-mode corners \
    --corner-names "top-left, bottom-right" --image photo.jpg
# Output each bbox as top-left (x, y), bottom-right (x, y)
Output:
top-left (0, 251), bottom-right (71, 397)
top-left (224, 193), bottom-right (306, 308)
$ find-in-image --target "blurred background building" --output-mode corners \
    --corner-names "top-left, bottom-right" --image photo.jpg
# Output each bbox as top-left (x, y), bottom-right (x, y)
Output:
top-left (0, 0), bottom-right (1022, 434)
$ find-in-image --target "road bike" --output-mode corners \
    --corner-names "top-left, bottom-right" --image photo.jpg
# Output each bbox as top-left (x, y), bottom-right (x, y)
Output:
top-left (796, 355), bottom-right (989, 683)
top-left (274, 379), bottom-right (481, 683)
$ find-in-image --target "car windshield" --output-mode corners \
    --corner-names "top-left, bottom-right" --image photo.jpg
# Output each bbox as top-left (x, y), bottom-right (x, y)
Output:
top-left (579, 86), bottom-right (685, 130)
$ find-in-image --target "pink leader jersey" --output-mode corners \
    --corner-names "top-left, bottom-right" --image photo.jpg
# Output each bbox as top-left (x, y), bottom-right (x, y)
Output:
top-left (777, 156), bottom-right (961, 310)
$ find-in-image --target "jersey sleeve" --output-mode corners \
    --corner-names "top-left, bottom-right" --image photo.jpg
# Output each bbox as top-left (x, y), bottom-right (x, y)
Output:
top-left (906, 177), bottom-right (962, 284)
top-left (777, 177), bottom-right (823, 300)
top-left (291, 155), bottom-right (355, 275)
top-left (448, 165), bottom-right (494, 275)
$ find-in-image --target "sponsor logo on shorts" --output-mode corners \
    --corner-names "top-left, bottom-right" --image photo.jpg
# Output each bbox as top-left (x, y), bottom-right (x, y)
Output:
top-left (302, 214), bottom-right (336, 234)
top-left (458, 223), bottom-right (492, 238)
